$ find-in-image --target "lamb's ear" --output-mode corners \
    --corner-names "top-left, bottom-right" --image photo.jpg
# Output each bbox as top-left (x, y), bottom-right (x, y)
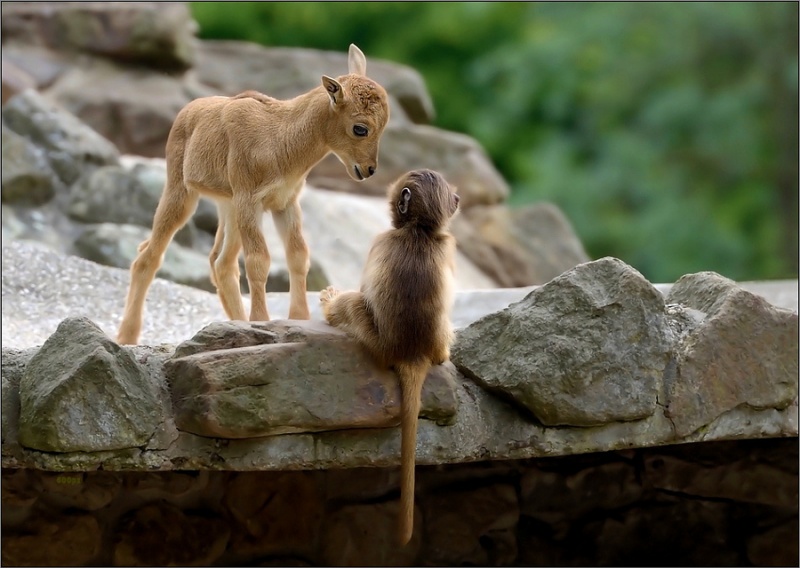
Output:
top-left (398, 187), bottom-right (411, 215)
top-left (348, 44), bottom-right (367, 75)
top-left (322, 75), bottom-right (342, 106)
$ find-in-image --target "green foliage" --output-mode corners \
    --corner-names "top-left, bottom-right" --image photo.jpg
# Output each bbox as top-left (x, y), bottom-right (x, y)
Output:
top-left (191, 1), bottom-right (798, 282)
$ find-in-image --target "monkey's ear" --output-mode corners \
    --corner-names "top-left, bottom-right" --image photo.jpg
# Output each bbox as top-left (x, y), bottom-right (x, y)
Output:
top-left (322, 76), bottom-right (342, 106)
top-left (398, 187), bottom-right (411, 215)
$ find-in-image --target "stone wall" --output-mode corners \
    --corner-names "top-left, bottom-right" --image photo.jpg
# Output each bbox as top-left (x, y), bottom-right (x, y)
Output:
top-left (2, 256), bottom-right (797, 566)
top-left (2, 439), bottom-right (797, 566)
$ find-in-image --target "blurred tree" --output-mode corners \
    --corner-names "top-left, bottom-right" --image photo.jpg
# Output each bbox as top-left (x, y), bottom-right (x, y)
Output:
top-left (191, 1), bottom-right (798, 283)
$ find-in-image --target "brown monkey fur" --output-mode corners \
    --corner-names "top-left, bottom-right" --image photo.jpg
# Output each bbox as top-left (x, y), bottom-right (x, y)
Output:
top-left (320, 169), bottom-right (459, 545)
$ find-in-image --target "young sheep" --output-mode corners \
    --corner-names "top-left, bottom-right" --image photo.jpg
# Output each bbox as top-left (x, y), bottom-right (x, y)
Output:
top-left (117, 44), bottom-right (390, 345)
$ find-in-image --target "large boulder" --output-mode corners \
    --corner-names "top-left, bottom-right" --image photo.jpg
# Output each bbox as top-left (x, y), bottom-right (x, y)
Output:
top-left (18, 316), bottom-right (162, 452)
top-left (1, 2), bottom-right (198, 71)
top-left (451, 257), bottom-right (671, 427)
top-left (73, 223), bottom-right (213, 292)
top-left (1, 124), bottom-right (62, 205)
top-left (451, 202), bottom-right (591, 287)
top-left (2, 88), bottom-right (119, 185)
top-left (664, 272), bottom-right (798, 437)
top-left (42, 58), bottom-right (213, 158)
top-left (165, 320), bottom-right (459, 438)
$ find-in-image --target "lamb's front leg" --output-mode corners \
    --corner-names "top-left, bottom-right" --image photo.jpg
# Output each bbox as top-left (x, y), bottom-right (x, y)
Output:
top-left (273, 199), bottom-right (311, 320)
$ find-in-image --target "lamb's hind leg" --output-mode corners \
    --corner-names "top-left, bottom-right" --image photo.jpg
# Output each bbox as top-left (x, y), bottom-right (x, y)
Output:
top-left (273, 198), bottom-right (310, 320)
top-left (118, 183), bottom-right (199, 345)
top-left (212, 201), bottom-right (246, 320)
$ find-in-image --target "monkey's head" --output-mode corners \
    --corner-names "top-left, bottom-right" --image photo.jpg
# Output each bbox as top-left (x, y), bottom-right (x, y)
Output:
top-left (389, 169), bottom-right (460, 231)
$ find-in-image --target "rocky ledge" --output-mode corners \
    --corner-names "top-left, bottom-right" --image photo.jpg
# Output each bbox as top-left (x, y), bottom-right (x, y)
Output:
top-left (2, 255), bottom-right (797, 473)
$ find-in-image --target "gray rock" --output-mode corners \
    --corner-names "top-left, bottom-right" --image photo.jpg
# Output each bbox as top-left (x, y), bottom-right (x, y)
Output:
top-left (0, 206), bottom-right (28, 243)
top-left (67, 164), bottom-right (197, 247)
top-left (42, 58), bottom-right (214, 158)
top-left (18, 316), bottom-right (162, 452)
top-left (165, 320), bottom-right (458, 439)
top-left (2, 89), bottom-right (119, 185)
top-left (1, 124), bottom-right (61, 205)
top-left (73, 223), bottom-right (214, 292)
top-left (1, 2), bottom-right (198, 72)
top-left (451, 257), bottom-right (671, 427)
top-left (68, 165), bottom-right (160, 226)
top-left (1, 348), bottom-right (38, 447)
top-left (0, 44), bottom-right (71, 90)
top-left (451, 202), bottom-right (590, 287)
top-left (192, 197), bottom-right (220, 235)
top-left (664, 272), bottom-right (798, 437)
top-left (1, 58), bottom-right (36, 104)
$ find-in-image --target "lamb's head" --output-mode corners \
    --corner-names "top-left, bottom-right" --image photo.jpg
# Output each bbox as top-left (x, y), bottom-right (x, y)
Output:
top-left (322, 44), bottom-right (390, 181)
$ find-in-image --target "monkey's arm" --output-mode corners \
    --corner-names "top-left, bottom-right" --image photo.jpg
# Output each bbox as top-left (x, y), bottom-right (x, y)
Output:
top-left (320, 288), bottom-right (383, 359)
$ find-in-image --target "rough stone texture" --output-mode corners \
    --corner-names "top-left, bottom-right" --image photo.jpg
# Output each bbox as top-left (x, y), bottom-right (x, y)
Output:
top-left (747, 519), bottom-right (800, 567)
top-left (68, 164), bottom-right (173, 228)
top-left (592, 498), bottom-right (740, 566)
top-left (451, 202), bottom-right (591, 287)
top-left (521, 459), bottom-right (642, 522)
top-left (223, 472), bottom-right (322, 562)
top-left (73, 223), bottom-right (213, 292)
top-left (422, 483), bottom-right (520, 566)
top-left (18, 317), bottom-right (161, 452)
top-left (452, 257), bottom-right (671, 427)
top-left (1, 2), bottom-right (198, 71)
top-left (0, 439), bottom-right (796, 566)
top-left (39, 471), bottom-right (122, 511)
top-left (665, 272), bottom-right (799, 437)
top-left (112, 502), bottom-right (230, 566)
top-left (1, 348), bottom-right (37, 448)
top-left (1, 123), bottom-right (62, 205)
top-left (42, 58), bottom-right (213, 158)
top-left (2, 89), bottom-right (119, 186)
top-left (1, 513), bottom-right (101, 566)
top-left (642, 441), bottom-right (798, 508)
top-left (320, 500), bottom-right (423, 566)
top-left (0, 240), bottom-right (232, 349)
top-left (166, 320), bottom-right (459, 439)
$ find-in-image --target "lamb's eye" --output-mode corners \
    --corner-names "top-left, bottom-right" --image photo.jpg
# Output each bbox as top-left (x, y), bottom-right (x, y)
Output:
top-left (353, 124), bottom-right (368, 137)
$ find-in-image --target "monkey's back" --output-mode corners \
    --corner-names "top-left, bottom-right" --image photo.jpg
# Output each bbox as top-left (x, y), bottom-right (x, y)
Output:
top-left (364, 228), bottom-right (454, 365)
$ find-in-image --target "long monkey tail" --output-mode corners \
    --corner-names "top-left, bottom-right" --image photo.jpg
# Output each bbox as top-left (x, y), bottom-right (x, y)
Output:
top-left (395, 360), bottom-right (430, 546)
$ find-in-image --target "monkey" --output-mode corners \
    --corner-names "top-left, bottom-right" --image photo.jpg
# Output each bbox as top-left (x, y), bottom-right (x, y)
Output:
top-left (320, 168), bottom-right (460, 545)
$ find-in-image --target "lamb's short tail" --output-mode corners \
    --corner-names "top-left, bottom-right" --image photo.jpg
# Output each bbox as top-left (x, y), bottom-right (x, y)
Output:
top-left (395, 360), bottom-right (429, 546)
